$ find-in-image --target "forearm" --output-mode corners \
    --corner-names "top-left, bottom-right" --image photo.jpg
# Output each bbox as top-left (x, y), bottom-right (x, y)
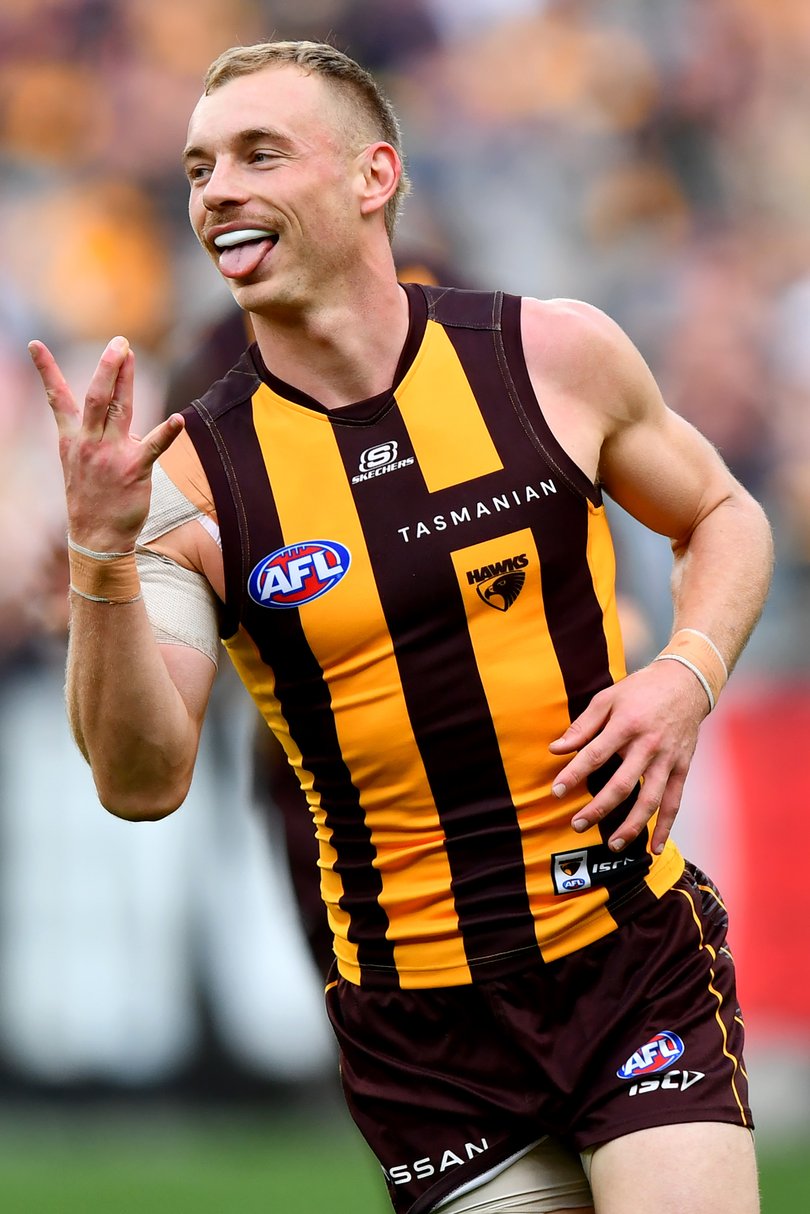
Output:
top-left (670, 487), bottom-right (774, 674)
top-left (28, 336), bottom-right (208, 818)
top-left (67, 596), bottom-right (202, 819)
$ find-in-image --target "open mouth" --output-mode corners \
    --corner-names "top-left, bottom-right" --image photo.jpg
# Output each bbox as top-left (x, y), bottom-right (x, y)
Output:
top-left (213, 228), bottom-right (279, 279)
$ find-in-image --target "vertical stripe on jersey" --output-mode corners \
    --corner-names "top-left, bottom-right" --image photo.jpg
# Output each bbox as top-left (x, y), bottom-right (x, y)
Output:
top-left (334, 399), bottom-right (540, 980)
top-left (223, 629), bottom-right (355, 957)
top-left (449, 529), bottom-right (571, 790)
top-left (438, 314), bottom-right (655, 936)
top-left (396, 322), bottom-right (504, 491)
top-left (251, 385), bottom-right (471, 986)
top-left (205, 385), bottom-right (400, 982)
top-left (449, 528), bottom-right (602, 952)
top-left (585, 508), bottom-right (626, 684)
top-left (584, 507), bottom-right (682, 900)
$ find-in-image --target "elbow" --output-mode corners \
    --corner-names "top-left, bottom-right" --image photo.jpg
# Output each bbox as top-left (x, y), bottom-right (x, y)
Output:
top-left (100, 797), bottom-right (184, 823)
top-left (675, 483), bottom-right (773, 557)
top-left (727, 485), bottom-right (775, 566)
top-left (95, 773), bottom-right (192, 823)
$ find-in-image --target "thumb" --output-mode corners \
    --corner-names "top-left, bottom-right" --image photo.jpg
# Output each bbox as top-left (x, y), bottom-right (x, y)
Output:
top-left (140, 414), bottom-right (186, 468)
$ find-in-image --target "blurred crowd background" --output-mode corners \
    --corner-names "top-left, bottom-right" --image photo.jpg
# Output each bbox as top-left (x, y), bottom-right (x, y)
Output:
top-left (1, 0), bottom-right (809, 1182)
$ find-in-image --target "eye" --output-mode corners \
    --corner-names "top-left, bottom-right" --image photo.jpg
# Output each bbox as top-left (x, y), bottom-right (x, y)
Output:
top-left (251, 150), bottom-right (281, 166)
top-left (187, 164), bottom-right (212, 183)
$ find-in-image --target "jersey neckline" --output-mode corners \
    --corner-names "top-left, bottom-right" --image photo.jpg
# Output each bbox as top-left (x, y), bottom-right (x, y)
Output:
top-left (247, 282), bottom-right (428, 424)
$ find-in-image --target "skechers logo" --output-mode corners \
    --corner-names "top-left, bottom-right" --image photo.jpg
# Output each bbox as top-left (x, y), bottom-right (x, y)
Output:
top-left (351, 441), bottom-right (414, 483)
top-left (466, 554), bottom-right (528, 612)
top-left (248, 541), bottom-right (350, 609)
top-left (617, 1032), bottom-right (685, 1079)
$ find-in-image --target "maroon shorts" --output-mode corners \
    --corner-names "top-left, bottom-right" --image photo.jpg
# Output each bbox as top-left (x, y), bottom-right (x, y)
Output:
top-left (325, 863), bottom-right (751, 1214)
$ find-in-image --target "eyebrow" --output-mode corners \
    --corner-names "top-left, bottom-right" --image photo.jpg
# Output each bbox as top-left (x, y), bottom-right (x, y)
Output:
top-left (182, 127), bottom-right (294, 164)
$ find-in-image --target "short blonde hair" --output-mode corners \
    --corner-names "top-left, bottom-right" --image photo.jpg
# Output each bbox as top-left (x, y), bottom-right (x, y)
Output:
top-left (204, 41), bottom-right (410, 240)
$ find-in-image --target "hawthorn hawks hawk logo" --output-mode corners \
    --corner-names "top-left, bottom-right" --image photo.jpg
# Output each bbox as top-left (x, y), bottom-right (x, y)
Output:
top-left (466, 553), bottom-right (528, 612)
top-left (477, 572), bottom-right (525, 611)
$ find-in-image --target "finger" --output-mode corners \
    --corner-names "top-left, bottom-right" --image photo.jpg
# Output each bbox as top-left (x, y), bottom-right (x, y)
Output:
top-left (103, 348), bottom-right (135, 436)
top-left (551, 720), bottom-right (633, 798)
top-left (564, 741), bottom-right (651, 831)
top-left (28, 340), bottom-right (80, 435)
top-left (649, 766), bottom-right (689, 856)
top-left (83, 336), bottom-right (131, 440)
top-left (138, 413), bottom-right (186, 470)
top-left (548, 694), bottom-right (612, 755)
top-left (570, 780), bottom-right (644, 839)
top-left (603, 762), bottom-right (673, 852)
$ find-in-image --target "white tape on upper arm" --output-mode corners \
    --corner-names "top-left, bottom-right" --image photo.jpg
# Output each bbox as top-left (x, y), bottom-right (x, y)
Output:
top-left (135, 548), bottom-right (220, 667)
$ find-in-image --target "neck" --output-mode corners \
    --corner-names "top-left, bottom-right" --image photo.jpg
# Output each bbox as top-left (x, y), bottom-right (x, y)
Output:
top-left (249, 268), bottom-right (410, 410)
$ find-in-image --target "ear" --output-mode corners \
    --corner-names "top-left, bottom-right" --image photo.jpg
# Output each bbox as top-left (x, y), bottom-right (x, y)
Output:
top-left (356, 142), bottom-right (400, 219)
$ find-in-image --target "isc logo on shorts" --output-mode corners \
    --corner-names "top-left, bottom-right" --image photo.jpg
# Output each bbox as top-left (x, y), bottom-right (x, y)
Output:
top-left (627, 1069), bottom-right (705, 1097)
top-left (248, 540), bottom-right (351, 609)
top-left (617, 1031), bottom-right (685, 1079)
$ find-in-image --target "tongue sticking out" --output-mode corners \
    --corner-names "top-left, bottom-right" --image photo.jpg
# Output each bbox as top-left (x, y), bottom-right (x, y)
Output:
top-left (218, 237), bottom-right (276, 280)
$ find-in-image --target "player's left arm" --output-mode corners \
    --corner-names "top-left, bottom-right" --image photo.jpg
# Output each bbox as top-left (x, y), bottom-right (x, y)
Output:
top-left (539, 302), bottom-right (774, 854)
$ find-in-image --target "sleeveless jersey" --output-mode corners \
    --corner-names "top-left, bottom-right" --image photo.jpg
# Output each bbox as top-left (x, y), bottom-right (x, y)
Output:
top-left (182, 283), bottom-right (684, 989)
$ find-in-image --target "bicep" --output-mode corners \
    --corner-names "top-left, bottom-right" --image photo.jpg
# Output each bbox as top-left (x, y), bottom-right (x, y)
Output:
top-left (521, 296), bottom-right (740, 544)
top-left (598, 368), bottom-right (739, 546)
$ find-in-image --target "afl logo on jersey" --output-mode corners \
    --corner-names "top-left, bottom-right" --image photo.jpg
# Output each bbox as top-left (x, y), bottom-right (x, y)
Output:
top-left (248, 541), bottom-right (351, 609)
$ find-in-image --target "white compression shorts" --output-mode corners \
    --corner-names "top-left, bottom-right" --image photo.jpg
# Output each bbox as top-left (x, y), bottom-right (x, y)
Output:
top-left (435, 1137), bottom-right (592, 1213)
top-left (135, 462), bottom-right (221, 667)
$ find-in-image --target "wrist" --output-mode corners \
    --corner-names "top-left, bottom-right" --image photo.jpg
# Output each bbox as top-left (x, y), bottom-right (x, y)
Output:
top-left (68, 538), bottom-right (142, 605)
top-left (67, 537), bottom-right (136, 559)
top-left (652, 628), bottom-right (728, 712)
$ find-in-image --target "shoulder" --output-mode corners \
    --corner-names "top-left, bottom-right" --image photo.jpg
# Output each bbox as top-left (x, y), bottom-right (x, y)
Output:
top-left (518, 296), bottom-right (661, 429)
top-left (187, 345), bottom-right (262, 423)
top-left (157, 429), bottom-right (217, 522)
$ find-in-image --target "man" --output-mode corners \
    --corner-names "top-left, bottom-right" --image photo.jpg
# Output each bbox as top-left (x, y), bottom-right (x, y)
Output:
top-left (29, 41), bottom-right (772, 1214)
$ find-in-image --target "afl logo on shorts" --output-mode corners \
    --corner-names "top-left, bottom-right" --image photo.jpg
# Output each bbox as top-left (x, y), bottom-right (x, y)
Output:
top-left (248, 540), bottom-right (351, 609)
top-left (617, 1031), bottom-right (685, 1079)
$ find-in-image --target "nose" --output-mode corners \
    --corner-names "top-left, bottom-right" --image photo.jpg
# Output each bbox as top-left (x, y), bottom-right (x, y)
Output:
top-left (201, 158), bottom-right (250, 211)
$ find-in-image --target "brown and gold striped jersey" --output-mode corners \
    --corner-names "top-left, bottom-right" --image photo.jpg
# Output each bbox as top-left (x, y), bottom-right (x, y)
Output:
top-left (179, 284), bottom-right (684, 988)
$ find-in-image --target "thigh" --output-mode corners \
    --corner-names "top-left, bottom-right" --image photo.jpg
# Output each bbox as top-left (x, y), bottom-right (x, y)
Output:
top-left (585, 1123), bottom-right (758, 1214)
top-left (437, 1137), bottom-right (593, 1213)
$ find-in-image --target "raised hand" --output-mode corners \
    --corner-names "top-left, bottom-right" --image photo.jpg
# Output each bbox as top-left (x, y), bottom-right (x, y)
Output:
top-left (29, 336), bottom-right (185, 552)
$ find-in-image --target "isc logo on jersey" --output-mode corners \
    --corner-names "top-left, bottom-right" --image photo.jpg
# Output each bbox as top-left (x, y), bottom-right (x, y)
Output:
top-left (248, 540), bottom-right (351, 609)
top-left (617, 1032), bottom-right (685, 1079)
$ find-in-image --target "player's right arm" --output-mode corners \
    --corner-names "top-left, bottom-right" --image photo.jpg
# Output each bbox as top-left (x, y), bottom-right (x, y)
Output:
top-left (29, 336), bottom-right (218, 821)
